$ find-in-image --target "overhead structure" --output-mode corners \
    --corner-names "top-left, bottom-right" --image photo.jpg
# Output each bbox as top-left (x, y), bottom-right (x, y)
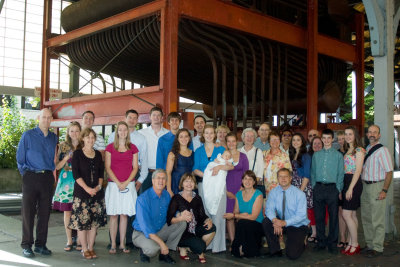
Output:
top-left (41, 0), bottom-right (365, 132)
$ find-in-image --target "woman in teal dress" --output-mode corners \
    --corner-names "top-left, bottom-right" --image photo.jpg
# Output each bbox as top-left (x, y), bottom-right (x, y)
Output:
top-left (52, 121), bottom-right (81, 251)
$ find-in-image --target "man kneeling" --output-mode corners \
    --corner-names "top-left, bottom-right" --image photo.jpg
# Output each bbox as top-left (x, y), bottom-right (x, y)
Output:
top-left (262, 168), bottom-right (309, 260)
top-left (132, 169), bottom-right (186, 263)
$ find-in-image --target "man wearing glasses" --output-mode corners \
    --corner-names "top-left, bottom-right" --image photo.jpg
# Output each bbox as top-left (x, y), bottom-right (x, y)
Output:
top-left (254, 123), bottom-right (271, 151)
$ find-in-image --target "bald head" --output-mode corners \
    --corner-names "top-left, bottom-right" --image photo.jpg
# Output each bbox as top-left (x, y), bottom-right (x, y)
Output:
top-left (307, 129), bottom-right (319, 143)
top-left (38, 108), bottom-right (53, 132)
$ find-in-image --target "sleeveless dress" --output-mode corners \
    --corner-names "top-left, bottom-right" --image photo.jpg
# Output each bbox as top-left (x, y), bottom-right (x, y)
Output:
top-left (226, 152), bottom-right (249, 212)
top-left (53, 143), bottom-right (75, 211)
top-left (171, 153), bottom-right (194, 194)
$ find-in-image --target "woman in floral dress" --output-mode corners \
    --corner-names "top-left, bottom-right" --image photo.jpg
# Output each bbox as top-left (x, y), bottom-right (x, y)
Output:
top-left (263, 131), bottom-right (292, 196)
top-left (289, 133), bottom-right (314, 242)
top-left (52, 121), bottom-right (81, 251)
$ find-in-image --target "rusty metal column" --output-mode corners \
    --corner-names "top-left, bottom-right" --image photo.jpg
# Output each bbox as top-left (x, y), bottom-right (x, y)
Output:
top-left (355, 12), bottom-right (365, 136)
top-left (40, 0), bottom-right (52, 109)
top-left (306, 0), bottom-right (318, 131)
top-left (160, 0), bottom-right (179, 113)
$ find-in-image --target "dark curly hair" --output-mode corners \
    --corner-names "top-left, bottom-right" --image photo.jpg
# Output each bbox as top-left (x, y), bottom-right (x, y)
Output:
top-left (289, 133), bottom-right (307, 167)
top-left (170, 128), bottom-right (192, 168)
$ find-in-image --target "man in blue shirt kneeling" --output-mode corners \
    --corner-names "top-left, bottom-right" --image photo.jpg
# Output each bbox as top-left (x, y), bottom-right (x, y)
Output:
top-left (132, 169), bottom-right (186, 263)
top-left (262, 168), bottom-right (309, 260)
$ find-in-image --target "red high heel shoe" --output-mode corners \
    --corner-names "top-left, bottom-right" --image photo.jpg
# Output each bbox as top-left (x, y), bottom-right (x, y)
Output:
top-left (341, 245), bottom-right (351, 255)
top-left (346, 245), bottom-right (360, 255)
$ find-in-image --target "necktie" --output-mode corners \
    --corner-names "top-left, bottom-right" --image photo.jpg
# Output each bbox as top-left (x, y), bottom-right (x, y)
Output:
top-left (282, 190), bottom-right (286, 220)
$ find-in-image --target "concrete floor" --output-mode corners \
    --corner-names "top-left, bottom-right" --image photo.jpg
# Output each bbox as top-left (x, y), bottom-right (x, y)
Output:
top-left (0, 180), bottom-right (399, 267)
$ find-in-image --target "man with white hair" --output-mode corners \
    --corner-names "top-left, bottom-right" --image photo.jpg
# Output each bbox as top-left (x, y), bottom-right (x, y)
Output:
top-left (132, 169), bottom-right (186, 264)
top-left (17, 108), bottom-right (58, 258)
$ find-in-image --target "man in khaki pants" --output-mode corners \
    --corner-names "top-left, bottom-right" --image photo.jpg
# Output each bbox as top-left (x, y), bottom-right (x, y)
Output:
top-left (361, 125), bottom-right (393, 258)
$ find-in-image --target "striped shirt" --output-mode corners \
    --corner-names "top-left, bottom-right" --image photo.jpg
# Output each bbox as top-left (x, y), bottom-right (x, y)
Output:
top-left (362, 143), bottom-right (393, 182)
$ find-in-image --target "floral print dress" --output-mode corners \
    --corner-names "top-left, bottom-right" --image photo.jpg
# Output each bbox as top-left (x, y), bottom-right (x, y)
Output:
top-left (53, 142), bottom-right (75, 211)
top-left (263, 149), bottom-right (292, 195)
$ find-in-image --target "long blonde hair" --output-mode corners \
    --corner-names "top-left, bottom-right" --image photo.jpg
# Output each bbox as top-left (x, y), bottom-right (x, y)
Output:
top-left (113, 121), bottom-right (131, 150)
top-left (65, 121), bottom-right (81, 149)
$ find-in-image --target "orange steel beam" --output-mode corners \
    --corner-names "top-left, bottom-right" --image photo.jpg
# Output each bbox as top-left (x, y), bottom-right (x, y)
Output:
top-left (306, 0), bottom-right (318, 131)
top-left (45, 86), bottom-right (162, 123)
top-left (46, 0), bottom-right (166, 48)
top-left (355, 12), bottom-right (365, 136)
top-left (40, 0), bottom-right (52, 108)
top-left (178, 0), bottom-right (356, 63)
top-left (160, 0), bottom-right (179, 113)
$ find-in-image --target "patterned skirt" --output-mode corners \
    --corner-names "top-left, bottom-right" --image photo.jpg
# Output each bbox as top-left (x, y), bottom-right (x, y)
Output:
top-left (69, 196), bottom-right (107, 231)
top-left (52, 169), bottom-right (75, 211)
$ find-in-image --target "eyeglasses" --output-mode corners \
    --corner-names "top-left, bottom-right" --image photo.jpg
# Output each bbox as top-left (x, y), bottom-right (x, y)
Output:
top-left (282, 134), bottom-right (292, 137)
top-left (308, 134), bottom-right (317, 138)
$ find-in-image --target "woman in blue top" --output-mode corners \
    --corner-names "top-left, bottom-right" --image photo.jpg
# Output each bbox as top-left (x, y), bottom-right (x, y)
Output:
top-left (224, 170), bottom-right (264, 258)
top-left (289, 133), bottom-right (314, 241)
top-left (193, 124), bottom-right (232, 253)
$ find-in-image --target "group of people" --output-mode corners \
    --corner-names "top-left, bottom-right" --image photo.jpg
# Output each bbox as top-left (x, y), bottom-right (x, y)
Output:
top-left (16, 107), bottom-right (393, 263)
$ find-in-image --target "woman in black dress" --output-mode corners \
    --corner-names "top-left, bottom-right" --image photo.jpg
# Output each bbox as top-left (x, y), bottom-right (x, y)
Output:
top-left (69, 128), bottom-right (107, 259)
top-left (167, 173), bottom-right (216, 263)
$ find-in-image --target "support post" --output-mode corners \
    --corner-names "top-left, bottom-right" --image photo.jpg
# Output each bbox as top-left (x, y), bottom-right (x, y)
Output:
top-left (40, 0), bottom-right (52, 109)
top-left (306, 0), bottom-right (318, 131)
top-left (355, 12), bottom-right (365, 136)
top-left (160, 0), bottom-right (179, 114)
top-left (364, 0), bottom-right (397, 238)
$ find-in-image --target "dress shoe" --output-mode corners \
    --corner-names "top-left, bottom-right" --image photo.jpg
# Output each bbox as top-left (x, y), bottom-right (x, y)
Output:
top-left (313, 245), bottom-right (326, 252)
top-left (34, 246), bottom-right (52, 255)
top-left (328, 246), bottom-right (338, 254)
top-left (268, 250), bottom-right (283, 258)
top-left (159, 253), bottom-right (176, 264)
top-left (22, 248), bottom-right (35, 258)
top-left (360, 246), bottom-right (373, 255)
top-left (139, 248), bottom-right (150, 263)
top-left (366, 250), bottom-right (383, 258)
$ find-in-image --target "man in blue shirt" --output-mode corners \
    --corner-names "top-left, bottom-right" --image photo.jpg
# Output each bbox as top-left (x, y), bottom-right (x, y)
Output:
top-left (16, 108), bottom-right (58, 258)
top-left (262, 168), bottom-right (309, 260)
top-left (156, 112), bottom-right (182, 170)
top-left (132, 169), bottom-right (186, 263)
top-left (311, 128), bottom-right (344, 254)
top-left (254, 123), bottom-right (271, 151)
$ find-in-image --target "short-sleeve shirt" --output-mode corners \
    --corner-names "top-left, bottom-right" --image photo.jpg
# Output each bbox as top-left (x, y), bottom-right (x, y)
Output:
top-left (105, 143), bottom-right (138, 182)
top-left (344, 147), bottom-right (365, 174)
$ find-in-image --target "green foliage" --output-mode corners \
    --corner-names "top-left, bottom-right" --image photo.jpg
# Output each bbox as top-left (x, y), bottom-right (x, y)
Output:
top-left (0, 97), bottom-right (37, 169)
top-left (340, 73), bottom-right (374, 125)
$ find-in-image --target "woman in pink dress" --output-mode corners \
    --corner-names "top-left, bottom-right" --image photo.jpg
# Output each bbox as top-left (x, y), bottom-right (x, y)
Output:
top-left (225, 132), bottom-right (249, 245)
top-left (105, 121), bottom-right (139, 254)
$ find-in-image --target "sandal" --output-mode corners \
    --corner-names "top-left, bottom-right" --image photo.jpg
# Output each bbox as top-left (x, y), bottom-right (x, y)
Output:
top-left (337, 242), bottom-right (348, 248)
top-left (178, 248), bottom-right (189, 260)
top-left (89, 250), bottom-right (97, 258)
top-left (64, 244), bottom-right (73, 252)
top-left (198, 257), bottom-right (207, 264)
top-left (76, 244), bottom-right (82, 251)
top-left (82, 250), bottom-right (92, 259)
top-left (119, 247), bottom-right (130, 254)
top-left (307, 236), bottom-right (317, 243)
top-left (109, 247), bottom-right (117, 254)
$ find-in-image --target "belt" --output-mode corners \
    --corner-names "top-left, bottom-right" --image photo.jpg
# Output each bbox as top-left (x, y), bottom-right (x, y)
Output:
top-left (316, 182), bottom-right (335, 186)
top-left (363, 180), bottom-right (383, 184)
top-left (148, 169), bottom-right (156, 173)
top-left (28, 170), bottom-right (52, 174)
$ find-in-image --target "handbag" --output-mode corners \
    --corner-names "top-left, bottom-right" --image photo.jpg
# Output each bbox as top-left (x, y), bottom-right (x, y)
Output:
top-left (252, 148), bottom-right (266, 198)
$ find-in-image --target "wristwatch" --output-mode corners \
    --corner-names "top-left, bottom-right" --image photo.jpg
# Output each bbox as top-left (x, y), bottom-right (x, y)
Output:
top-left (382, 189), bottom-right (388, 193)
